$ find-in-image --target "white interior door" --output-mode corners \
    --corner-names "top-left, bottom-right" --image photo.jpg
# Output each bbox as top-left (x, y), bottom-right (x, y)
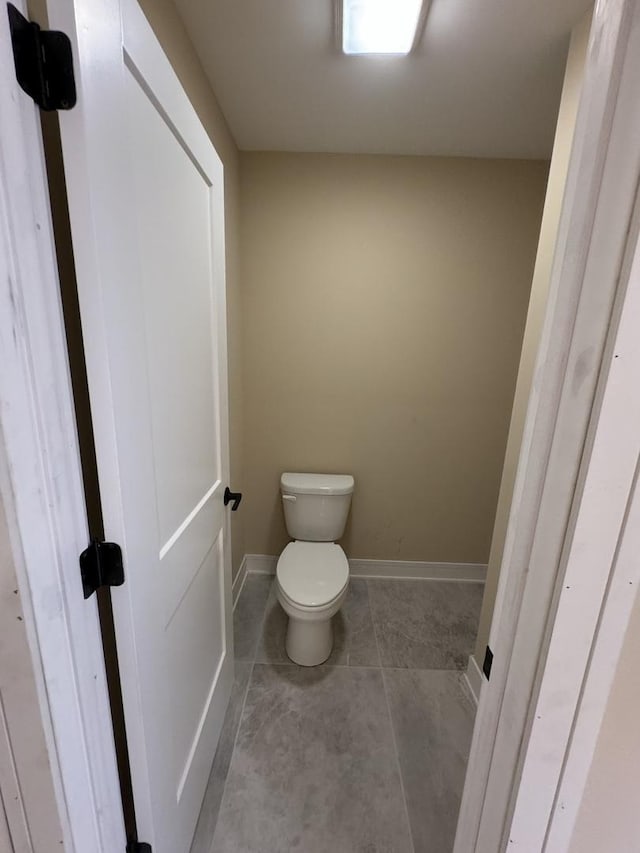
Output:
top-left (49, 1), bottom-right (233, 851)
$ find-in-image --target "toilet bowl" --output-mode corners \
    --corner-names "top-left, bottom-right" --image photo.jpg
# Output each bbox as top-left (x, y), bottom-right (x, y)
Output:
top-left (276, 541), bottom-right (349, 666)
top-left (276, 473), bottom-right (354, 666)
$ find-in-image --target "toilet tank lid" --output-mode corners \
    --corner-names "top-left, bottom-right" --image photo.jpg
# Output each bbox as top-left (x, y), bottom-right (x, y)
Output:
top-left (280, 472), bottom-right (354, 496)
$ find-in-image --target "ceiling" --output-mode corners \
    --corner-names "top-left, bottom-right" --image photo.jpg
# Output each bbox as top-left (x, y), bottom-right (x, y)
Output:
top-left (173, 0), bottom-right (592, 159)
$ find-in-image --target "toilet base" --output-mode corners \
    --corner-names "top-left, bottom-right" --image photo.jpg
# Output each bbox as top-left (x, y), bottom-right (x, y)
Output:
top-left (275, 570), bottom-right (348, 668)
top-left (285, 616), bottom-right (333, 667)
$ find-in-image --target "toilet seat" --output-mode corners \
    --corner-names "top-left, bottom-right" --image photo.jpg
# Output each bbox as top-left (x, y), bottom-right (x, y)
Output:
top-left (276, 541), bottom-right (349, 608)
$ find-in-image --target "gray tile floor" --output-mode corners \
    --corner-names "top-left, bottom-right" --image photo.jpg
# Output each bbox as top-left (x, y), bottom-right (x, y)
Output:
top-left (191, 575), bottom-right (481, 853)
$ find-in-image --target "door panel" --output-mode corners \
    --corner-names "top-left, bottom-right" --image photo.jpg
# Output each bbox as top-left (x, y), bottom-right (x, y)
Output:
top-left (128, 66), bottom-right (218, 545)
top-left (51, 1), bottom-right (233, 851)
top-left (167, 539), bottom-right (226, 801)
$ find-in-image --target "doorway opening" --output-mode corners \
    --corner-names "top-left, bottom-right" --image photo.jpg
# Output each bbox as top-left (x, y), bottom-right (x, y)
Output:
top-left (36, 1), bottom-right (594, 851)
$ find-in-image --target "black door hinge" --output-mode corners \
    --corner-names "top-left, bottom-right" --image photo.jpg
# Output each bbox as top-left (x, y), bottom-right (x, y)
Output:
top-left (482, 645), bottom-right (493, 681)
top-left (79, 539), bottom-right (125, 599)
top-left (126, 841), bottom-right (152, 853)
top-left (7, 3), bottom-right (76, 111)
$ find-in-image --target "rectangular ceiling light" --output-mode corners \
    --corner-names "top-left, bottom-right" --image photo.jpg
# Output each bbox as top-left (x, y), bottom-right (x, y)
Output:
top-left (342, 0), bottom-right (424, 55)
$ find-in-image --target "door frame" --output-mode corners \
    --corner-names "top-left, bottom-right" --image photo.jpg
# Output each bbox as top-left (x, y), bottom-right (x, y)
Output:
top-left (0, 1), bottom-right (125, 850)
top-left (455, 0), bottom-right (640, 849)
top-left (1, 2), bottom-right (638, 853)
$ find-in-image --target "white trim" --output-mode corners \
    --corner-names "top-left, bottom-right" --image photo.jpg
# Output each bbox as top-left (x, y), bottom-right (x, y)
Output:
top-left (243, 554), bottom-right (278, 575)
top-left (508, 169), bottom-right (640, 850)
top-left (232, 556), bottom-right (249, 609)
top-left (0, 2), bottom-right (125, 850)
top-left (243, 554), bottom-right (486, 582)
top-left (159, 479), bottom-right (220, 560)
top-left (0, 500), bottom-right (65, 849)
top-left (349, 558), bottom-right (485, 582)
top-left (545, 481), bottom-right (640, 849)
top-left (464, 655), bottom-right (484, 707)
top-left (456, 2), bottom-right (640, 850)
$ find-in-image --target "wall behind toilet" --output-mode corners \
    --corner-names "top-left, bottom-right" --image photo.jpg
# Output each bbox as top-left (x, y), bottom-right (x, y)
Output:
top-left (240, 153), bottom-right (548, 564)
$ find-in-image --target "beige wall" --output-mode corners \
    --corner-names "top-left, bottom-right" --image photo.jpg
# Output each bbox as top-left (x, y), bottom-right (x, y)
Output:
top-left (568, 589), bottom-right (640, 852)
top-left (240, 153), bottom-right (547, 562)
top-left (474, 9), bottom-right (592, 660)
top-left (132, 1), bottom-right (247, 577)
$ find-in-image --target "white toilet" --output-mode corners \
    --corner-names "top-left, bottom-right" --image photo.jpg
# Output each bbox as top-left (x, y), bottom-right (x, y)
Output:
top-left (276, 472), bottom-right (354, 666)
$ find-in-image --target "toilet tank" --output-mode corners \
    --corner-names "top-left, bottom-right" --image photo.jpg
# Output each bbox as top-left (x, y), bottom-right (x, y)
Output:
top-left (280, 473), bottom-right (354, 542)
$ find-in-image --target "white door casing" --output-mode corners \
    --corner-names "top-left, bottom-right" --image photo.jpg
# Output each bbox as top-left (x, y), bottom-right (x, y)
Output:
top-left (48, 1), bottom-right (234, 850)
top-left (455, 0), bottom-right (640, 849)
top-left (0, 1), bottom-right (125, 850)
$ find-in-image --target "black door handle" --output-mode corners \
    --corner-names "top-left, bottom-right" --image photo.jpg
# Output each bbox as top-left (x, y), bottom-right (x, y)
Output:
top-left (224, 487), bottom-right (242, 511)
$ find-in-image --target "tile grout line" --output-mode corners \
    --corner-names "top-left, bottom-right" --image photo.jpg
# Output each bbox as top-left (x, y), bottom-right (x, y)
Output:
top-left (251, 575), bottom-right (276, 663)
top-left (381, 669), bottom-right (416, 853)
top-left (365, 577), bottom-right (383, 670)
top-left (367, 580), bottom-right (416, 853)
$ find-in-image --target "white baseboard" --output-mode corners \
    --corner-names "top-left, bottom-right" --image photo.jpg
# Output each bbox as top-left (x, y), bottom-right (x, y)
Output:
top-left (348, 558), bottom-right (486, 583)
top-left (243, 553), bottom-right (486, 583)
top-left (464, 653), bottom-right (484, 706)
top-left (232, 555), bottom-right (248, 610)
top-left (244, 554), bottom-right (278, 575)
